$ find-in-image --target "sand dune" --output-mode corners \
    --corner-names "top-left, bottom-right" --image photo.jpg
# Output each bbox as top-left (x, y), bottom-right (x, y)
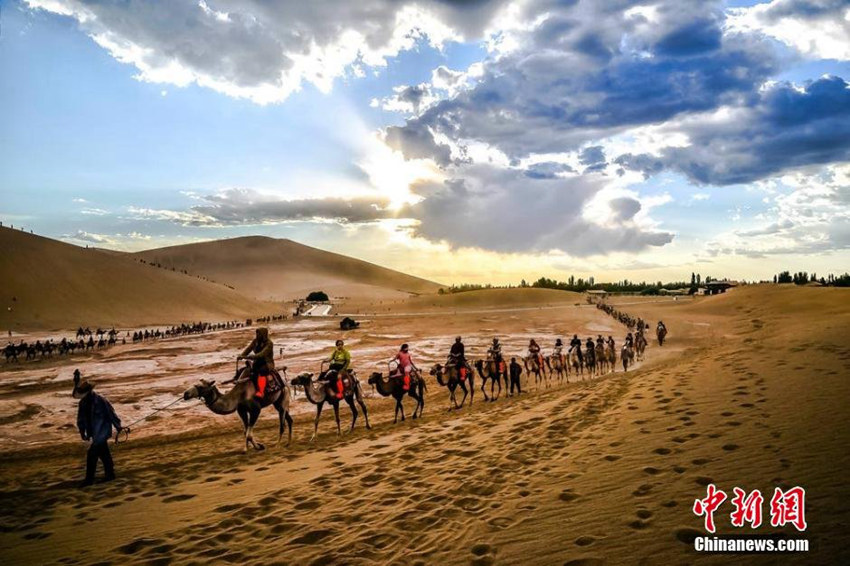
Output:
top-left (134, 236), bottom-right (443, 301)
top-left (0, 285), bottom-right (847, 564)
top-left (0, 227), bottom-right (274, 330)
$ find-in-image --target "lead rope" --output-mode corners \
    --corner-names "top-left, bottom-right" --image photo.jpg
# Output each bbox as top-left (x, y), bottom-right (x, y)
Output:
top-left (114, 396), bottom-right (185, 444)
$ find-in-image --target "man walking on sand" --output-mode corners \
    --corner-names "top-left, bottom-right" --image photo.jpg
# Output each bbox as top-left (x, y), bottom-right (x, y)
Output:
top-left (509, 357), bottom-right (523, 396)
top-left (73, 369), bottom-right (122, 487)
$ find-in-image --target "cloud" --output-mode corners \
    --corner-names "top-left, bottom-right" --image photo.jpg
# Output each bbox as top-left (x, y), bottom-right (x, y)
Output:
top-left (401, 164), bottom-right (673, 256)
top-left (130, 189), bottom-right (392, 226)
top-left (70, 230), bottom-right (113, 244)
top-left (727, 0), bottom-right (850, 60)
top-left (388, 0), bottom-right (780, 162)
top-left (702, 163), bottom-right (850, 257)
top-left (648, 76), bottom-right (850, 185)
top-left (25, 0), bottom-right (509, 104)
top-left (609, 197), bottom-right (642, 222)
top-left (524, 161), bottom-right (575, 179)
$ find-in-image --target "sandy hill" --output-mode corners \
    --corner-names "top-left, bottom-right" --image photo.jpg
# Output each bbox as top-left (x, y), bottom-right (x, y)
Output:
top-left (0, 227), bottom-right (273, 330)
top-left (343, 286), bottom-right (584, 314)
top-left (133, 236), bottom-right (443, 301)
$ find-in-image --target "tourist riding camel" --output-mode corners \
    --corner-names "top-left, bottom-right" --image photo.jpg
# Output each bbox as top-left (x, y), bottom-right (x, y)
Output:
top-left (569, 334), bottom-right (583, 364)
top-left (488, 338), bottom-right (504, 372)
top-left (448, 336), bottom-right (468, 381)
top-left (238, 327), bottom-right (274, 401)
top-left (553, 338), bottom-right (565, 365)
top-left (325, 339), bottom-right (351, 400)
top-left (527, 339), bottom-right (544, 371)
top-left (391, 343), bottom-right (418, 392)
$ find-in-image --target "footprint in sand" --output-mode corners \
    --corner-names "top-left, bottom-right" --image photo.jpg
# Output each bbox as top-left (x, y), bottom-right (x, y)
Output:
top-left (674, 527), bottom-right (701, 545)
top-left (653, 447), bottom-right (672, 455)
top-left (162, 493), bottom-right (196, 503)
top-left (470, 542), bottom-right (496, 566)
top-left (722, 443), bottom-right (739, 451)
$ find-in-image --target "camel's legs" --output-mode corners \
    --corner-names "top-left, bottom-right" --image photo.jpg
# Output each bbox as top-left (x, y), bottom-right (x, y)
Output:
top-left (237, 406), bottom-right (250, 453)
top-left (397, 397), bottom-right (406, 422)
top-left (311, 402), bottom-right (324, 442)
top-left (394, 397), bottom-right (400, 423)
top-left (247, 404), bottom-right (264, 451)
top-left (333, 402), bottom-right (342, 436)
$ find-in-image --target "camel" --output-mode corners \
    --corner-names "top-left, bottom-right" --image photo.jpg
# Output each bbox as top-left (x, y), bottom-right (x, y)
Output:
top-left (585, 348), bottom-right (597, 376)
top-left (568, 348), bottom-right (583, 379)
top-left (635, 332), bottom-right (648, 361)
top-left (368, 367), bottom-right (426, 423)
top-left (430, 362), bottom-right (474, 410)
top-left (546, 354), bottom-right (568, 383)
top-left (621, 344), bottom-right (634, 372)
top-left (183, 365), bottom-right (293, 452)
top-left (290, 369), bottom-right (371, 441)
top-left (656, 323), bottom-right (667, 346)
top-left (606, 343), bottom-right (617, 372)
top-left (474, 358), bottom-right (504, 401)
top-left (595, 342), bottom-right (607, 374)
top-left (524, 354), bottom-right (548, 389)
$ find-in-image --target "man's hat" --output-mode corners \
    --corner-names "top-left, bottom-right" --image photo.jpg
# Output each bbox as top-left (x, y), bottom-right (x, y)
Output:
top-left (72, 370), bottom-right (93, 399)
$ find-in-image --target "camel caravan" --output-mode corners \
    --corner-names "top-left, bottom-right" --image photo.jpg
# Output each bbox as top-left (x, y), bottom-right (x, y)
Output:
top-left (178, 306), bottom-right (665, 451)
top-left (3, 319), bottom-right (254, 364)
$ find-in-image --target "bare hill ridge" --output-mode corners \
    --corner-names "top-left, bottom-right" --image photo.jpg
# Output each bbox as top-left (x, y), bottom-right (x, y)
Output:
top-left (0, 228), bottom-right (272, 330)
top-left (133, 236), bottom-right (443, 301)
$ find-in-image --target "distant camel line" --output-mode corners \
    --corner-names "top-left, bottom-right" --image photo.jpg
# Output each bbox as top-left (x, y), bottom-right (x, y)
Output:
top-left (3, 315), bottom-right (287, 364)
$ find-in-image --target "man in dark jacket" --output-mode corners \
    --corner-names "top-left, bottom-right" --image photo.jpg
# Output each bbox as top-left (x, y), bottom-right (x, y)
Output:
top-left (238, 327), bottom-right (275, 400)
top-left (509, 357), bottom-right (523, 396)
top-left (73, 370), bottom-right (122, 487)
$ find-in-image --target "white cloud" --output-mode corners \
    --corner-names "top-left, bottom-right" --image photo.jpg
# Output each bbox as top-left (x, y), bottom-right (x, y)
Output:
top-left (25, 0), bottom-right (509, 104)
top-left (726, 0), bottom-right (850, 60)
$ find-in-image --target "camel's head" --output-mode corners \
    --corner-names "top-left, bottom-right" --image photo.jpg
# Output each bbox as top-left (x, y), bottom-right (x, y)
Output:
top-left (474, 359), bottom-right (484, 370)
top-left (429, 363), bottom-right (442, 376)
top-left (367, 372), bottom-right (383, 386)
top-left (183, 378), bottom-right (216, 401)
top-left (290, 372), bottom-right (312, 387)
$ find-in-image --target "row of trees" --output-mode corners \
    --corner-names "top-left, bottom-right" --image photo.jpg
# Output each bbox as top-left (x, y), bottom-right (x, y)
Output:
top-left (438, 276), bottom-right (696, 296)
top-left (773, 272), bottom-right (850, 286)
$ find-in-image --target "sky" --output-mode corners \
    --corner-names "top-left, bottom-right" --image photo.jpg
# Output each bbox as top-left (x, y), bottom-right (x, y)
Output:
top-left (1, 0), bottom-right (848, 286)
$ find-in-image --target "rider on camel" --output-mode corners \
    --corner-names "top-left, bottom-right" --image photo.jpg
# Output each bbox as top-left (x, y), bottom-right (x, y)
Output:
top-left (585, 337), bottom-right (596, 363)
top-left (238, 327), bottom-right (274, 400)
top-left (392, 343), bottom-right (418, 392)
top-left (625, 332), bottom-right (634, 348)
top-left (606, 335), bottom-right (615, 350)
top-left (488, 338), bottom-right (504, 373)
top-left (448, 336), bottom-right (468, 380)
top-left (553, 338), bottom-right (565, 365)
top-left (528, 339), bottom-right (544, 370)
top-left (569, 334), bottom-right (583, 363)
top-left (326, 339), bottom-right (350, 400)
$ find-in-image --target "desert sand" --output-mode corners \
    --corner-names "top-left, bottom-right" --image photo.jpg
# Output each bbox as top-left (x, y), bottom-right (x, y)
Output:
top-left (0, 228), bottom-right (275, 331)
top-left (0, 284), bottom-right (848, 565)
top-left (134, 236), bottom-right (443, 302)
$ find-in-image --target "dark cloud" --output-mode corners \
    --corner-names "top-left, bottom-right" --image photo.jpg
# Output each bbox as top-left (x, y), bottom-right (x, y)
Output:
top-left (384, 123), bottom-right (455, 166)
top-left (524, 162), bottom-right (575, 179)
top-left (609, 197), bottom-right (642, 222)
top-left (183, 189), bottom-right (392, 226)
top-left (391, 0), bottom-right (780, 160)
top-left (620, 76), bottom-right (850, 185)
top-left (401, 164), bottom-right (673, 256)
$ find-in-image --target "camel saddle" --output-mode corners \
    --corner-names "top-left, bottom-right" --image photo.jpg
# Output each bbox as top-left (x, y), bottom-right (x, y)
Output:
top-left (320, 369), bottom-right (357, 398)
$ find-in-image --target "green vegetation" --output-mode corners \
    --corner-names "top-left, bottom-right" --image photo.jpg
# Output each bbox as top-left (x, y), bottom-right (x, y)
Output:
top-left (306, 291), bottom-right (329, 302)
